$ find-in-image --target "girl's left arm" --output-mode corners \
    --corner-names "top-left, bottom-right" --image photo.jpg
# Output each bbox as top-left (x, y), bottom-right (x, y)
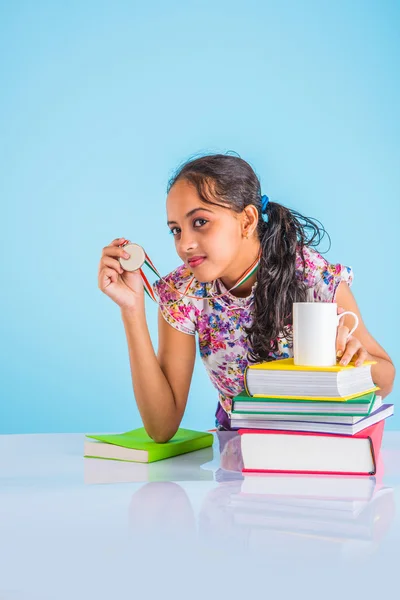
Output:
top-left (334, 281), bottom-right (396, 399)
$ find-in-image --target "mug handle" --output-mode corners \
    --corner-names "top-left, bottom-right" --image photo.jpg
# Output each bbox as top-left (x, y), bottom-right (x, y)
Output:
top-left (337, 310), bottom-right (359, 338)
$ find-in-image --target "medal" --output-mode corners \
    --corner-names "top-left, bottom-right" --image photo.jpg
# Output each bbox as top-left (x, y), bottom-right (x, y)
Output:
top-left (118, 241), bottom-right (261, 310)
top-left (118, 242), bottom-right (146, 272)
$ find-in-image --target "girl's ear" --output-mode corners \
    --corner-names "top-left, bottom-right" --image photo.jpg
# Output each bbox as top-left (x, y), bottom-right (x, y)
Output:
top-left (241, 204), bottom-right (259, 238)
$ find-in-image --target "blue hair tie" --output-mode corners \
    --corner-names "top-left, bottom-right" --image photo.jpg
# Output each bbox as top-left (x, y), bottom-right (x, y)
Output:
top-left (261, 194), bottom-right (269, 212)
top-left (261, 194), bottom-right (269, 222)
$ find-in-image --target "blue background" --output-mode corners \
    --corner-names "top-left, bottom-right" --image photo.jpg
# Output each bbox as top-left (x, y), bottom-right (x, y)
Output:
top-left (1, 0), bottom-right (398, 434)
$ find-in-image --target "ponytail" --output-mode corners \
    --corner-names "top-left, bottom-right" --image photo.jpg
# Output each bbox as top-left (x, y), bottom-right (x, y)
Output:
top-left (245, 201), bottom-right (329, 362)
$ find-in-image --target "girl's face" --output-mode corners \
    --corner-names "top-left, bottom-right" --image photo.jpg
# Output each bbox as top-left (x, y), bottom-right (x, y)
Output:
top-left (166, 179), bottom-right (246, 283)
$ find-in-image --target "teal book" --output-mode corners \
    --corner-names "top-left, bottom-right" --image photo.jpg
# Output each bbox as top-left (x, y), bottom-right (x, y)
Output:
top-left (84, 427), bottom-right (214, 463)
top-left (232, 390), bottom-right (377, 416)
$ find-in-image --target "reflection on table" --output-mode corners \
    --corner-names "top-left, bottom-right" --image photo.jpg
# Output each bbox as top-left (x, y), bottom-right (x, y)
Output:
top-left (84, 430), bottom-right (395, 562)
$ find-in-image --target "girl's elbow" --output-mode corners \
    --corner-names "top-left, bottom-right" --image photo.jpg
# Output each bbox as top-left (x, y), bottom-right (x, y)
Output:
top-left (151, 433), bottom-right (175, 444)
top-left (389, 362), bottom-right (396, 392)
top-left (381, 362), bottom-right (396, 399)
top-left (146, 425), bottom-right (178, 444)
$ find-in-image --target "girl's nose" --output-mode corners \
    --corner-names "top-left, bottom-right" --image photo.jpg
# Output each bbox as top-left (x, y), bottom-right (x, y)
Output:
top-left (178, 230), bottom-right (198, 253)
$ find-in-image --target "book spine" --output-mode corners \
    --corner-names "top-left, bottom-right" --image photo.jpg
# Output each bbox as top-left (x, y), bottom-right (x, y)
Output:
top-left (242, 468), bottom-right (373, 476)
top-left (368, 436), bottom-right (377, 476)
top-left (243, 365), bottom-right (251, 396)
top-left (231, 410), bottom-right (369, 417)
top-left (365, 421), bottom-right (385, 475)
top-left (233, 391), bottom-right (375, 404)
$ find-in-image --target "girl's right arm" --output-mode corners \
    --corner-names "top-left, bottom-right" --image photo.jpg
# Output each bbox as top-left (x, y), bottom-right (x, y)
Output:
top-left (98, 238), bottom-right (196, 442)
top-left (121, 307), bottom-right (196, 442)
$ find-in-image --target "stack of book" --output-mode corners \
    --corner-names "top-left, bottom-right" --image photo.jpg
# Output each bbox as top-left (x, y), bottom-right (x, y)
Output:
top-left (229, 358), bottom-right (394, 475)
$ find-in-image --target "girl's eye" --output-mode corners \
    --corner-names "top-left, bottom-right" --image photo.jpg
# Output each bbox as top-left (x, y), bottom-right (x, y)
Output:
top-left (169, 218), bottom-right (208, 237)
top-left (194, 218), bottom-right (208, 228)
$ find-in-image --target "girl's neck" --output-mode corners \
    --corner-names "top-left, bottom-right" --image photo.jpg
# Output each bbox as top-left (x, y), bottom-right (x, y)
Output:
top-left (218, 241), bottom-right (261, 298)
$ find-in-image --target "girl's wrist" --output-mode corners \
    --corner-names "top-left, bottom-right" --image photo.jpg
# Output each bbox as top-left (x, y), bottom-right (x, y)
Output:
top-left (120, 304), bottom-right (145, 323)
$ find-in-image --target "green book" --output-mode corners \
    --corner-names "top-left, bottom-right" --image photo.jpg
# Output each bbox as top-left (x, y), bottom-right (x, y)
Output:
top-left (232, 390), bottom-right (377, 416)
top-left (84, 427), bottom-right (214, 463)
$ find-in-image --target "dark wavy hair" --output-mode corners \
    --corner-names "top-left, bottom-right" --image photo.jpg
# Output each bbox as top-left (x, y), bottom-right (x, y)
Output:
top-left (167, 152), bottom-right (331, 363)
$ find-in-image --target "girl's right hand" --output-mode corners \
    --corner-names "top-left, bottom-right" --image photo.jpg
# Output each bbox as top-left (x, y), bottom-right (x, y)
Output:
top-left (98, 238), bottom-right (146, 311)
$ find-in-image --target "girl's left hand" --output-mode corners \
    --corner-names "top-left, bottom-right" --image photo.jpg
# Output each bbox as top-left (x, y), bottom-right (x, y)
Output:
top-left (336, 307), bottom-right (369, 367)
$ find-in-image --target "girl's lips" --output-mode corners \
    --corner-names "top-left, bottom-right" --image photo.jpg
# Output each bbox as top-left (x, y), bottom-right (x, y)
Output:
top-left (188, 257), bottom-right (206, 268)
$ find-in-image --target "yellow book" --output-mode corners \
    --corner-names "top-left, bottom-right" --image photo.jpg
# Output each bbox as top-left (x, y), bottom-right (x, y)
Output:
top-left (244, 358), bottom-right (379, 401)
top-left (246, 358), bottom-right (377, 372)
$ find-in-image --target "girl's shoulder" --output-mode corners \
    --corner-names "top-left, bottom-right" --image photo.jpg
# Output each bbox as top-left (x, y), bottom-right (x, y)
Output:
top-left (295, 244), bottom-right (354, 300)
top-left (295, 245), bottom-right (327, 280)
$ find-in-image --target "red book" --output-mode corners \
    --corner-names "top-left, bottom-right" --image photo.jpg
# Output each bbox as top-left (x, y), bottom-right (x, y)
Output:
top-left (239, 420), bottom-right (384, 476)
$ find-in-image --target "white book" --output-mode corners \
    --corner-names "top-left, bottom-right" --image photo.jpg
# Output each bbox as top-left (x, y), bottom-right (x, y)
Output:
top-left (230, 403), bottom-right (393, 435)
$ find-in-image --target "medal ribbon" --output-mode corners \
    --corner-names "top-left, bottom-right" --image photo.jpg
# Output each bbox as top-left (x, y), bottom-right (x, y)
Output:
top-left (121, 242), bottom-right (261, 308)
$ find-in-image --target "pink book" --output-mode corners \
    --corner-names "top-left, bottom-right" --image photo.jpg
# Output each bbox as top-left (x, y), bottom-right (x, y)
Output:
top-left (239, 420), bottom-right (384, 476)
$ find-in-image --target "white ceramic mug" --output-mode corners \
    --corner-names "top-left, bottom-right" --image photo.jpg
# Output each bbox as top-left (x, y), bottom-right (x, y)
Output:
top-left (293, 302), bottom-right (359, 367)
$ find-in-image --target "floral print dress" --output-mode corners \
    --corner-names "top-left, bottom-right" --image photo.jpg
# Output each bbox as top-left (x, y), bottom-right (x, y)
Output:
top-left (152, 245), bottom-right (354, 430)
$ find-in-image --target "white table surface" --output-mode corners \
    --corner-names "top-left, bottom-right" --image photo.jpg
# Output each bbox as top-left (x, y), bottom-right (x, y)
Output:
top-left (1, 430), bottom-right (400, 600)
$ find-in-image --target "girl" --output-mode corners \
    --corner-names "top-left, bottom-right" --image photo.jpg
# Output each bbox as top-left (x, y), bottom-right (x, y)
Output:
top-left (98, 153), bottom-right (395, 442)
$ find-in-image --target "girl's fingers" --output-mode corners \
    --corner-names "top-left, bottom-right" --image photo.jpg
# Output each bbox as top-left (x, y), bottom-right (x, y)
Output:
top-left (339, 336), bottom-right (361, 366)
top-left (102, 256), bottom-right (124, 274)
top-left (102, 245), bottom-right (131, 259)
top-left (354, 346), bottom-right (369, 368)
top-left (99, 267), bottom-right (118, 288)
top-left (110, 238), bottom-right (128, 246)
